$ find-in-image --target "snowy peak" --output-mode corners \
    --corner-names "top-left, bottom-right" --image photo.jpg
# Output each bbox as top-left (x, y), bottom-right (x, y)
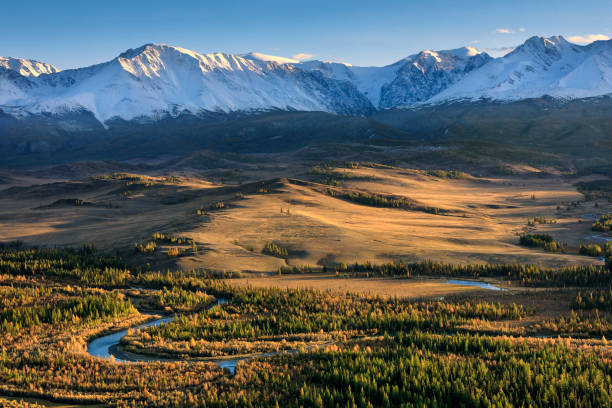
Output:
top-left (408, 47), bottom-right (490, 69)
top-left (377, 47), bottom-right (492, 108)
top-left (296, 46), bottom-right (491, 108)
top-left (0, 57), bottom-right (59, 77)
top-left (395, 46), bottom-right (488, 65)
top-left (430, 35), bottom-right (612, 103)
top-left (508, 35), bottom-right (580, 65)
top-left (438, 46), bottom-right (483, 58)
top-left (117, 43), bottom-right (155, 59)
top-left (0, 43), bottom-right (374, 123)
top-left (3, 36), bottom-right (612, 125)
top-left (522, 35), bottom-right (570, 51)
top-left (116, 43), bottom-right (255, 76)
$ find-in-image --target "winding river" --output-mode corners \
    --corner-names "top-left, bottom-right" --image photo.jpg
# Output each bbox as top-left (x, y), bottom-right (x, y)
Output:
top-left (88, 280), bottom-right (505, 373)
top-left (443, 279), bottom-right (505, 291)
top-left (87, 297), bottom-right (255, 374)
top-left (591, 234), bottom-right (612, 242)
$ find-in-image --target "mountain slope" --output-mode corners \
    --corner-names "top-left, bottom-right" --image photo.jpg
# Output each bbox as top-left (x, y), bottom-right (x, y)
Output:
top-left (0, 57), bottom-right (59, 77)
top-left (378, 48), bottom-right (492, 108)
top-left (431, 36), bottom-right (612, 102)
top-left (298, 46), bottom-right (491, 108)
top-left (0, 44), bottom-right (374, 123)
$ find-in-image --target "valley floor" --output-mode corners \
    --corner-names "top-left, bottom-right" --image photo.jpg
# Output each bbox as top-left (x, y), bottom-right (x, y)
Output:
top-left (0, 162), bottom-right (611, 406)
top-left (0, 163), bottom-right (608, 273)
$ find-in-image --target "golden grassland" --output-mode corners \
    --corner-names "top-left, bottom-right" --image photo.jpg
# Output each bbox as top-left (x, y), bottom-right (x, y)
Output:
top-left (0, 166), bottom-right (609, 276)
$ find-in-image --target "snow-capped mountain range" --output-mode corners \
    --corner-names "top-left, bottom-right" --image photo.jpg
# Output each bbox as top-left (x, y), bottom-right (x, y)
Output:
top-left (2, 35), bottom-right (612, 125)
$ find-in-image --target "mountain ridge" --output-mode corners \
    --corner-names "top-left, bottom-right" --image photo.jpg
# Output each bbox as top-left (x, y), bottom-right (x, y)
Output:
top-left (430, 35), bottom-right (612, 103)
top-left (2, 35), bottom-right (612, 126)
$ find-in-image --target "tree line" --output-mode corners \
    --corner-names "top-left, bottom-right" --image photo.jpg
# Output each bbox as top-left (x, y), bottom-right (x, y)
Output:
top-left (331, 260), bottom-right (611, 287)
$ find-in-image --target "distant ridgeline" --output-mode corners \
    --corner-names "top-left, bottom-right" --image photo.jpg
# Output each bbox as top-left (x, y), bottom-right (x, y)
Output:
top-left (1, 97), bottom-right (612, 177)
top-left (1, 37), bottom-right (612, 173)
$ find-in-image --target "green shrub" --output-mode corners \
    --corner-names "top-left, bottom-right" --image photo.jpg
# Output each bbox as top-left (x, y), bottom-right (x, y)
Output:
top-left (427, 169), bottom-right (467, 179)
top-left (527, 216), bottom-right (556, 226)
top-left (519, 234), bottom-right (564, 253)
top-left (263, 242), bottom-right (288, 258)
top-left (592, 214), bottom-right (612, 232)
top-left (327, 189), bottom-right (445, 214)
top-left (579, 243), bottom-right (603, 257)
top-left (134, 241), bottom-right (156, 254)
top-left (278, 265), bottom-right (314, 274)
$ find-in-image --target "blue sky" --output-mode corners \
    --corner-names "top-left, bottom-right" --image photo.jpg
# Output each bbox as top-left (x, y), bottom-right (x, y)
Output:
top-left (2, 0), bottom-right (612, 69)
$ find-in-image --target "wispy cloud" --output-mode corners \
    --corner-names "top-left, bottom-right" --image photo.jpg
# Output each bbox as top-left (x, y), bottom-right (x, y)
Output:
top-left (485, 46), bottom-right (516, 57)
top-left (518, 27), bottom-right (526, 32)
top-left (495, 28), bottom-right (514, 34)
top-left (567, 34), bottom-right (610, 44)
top-left (291, 53), bottom-right (314, 61)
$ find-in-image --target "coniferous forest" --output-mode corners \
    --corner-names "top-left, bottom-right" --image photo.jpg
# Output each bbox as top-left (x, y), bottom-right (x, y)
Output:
top-left (0, 245), bottom-right (611, 407)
